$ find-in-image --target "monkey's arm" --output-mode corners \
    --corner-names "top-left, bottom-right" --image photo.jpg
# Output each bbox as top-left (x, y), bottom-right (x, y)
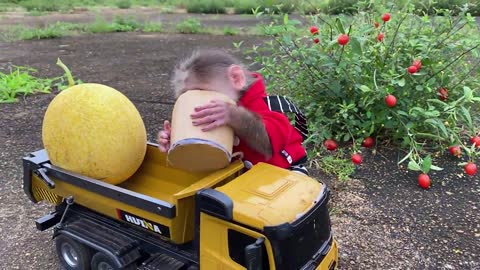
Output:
top-left (228, 106), bottom-right (273, 159)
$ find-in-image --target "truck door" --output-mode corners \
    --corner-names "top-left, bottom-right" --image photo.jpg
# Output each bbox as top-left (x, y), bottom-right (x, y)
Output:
top-left (199, 212), bottom-right (274, 270)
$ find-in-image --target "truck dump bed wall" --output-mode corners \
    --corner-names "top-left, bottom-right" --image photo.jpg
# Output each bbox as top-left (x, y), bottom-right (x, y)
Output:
top-left (24, 143), bottom-right (245, 244)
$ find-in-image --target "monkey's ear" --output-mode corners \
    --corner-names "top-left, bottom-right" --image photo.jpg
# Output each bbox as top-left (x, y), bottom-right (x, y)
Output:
top-left (228, 65), bottom-right (246, 91)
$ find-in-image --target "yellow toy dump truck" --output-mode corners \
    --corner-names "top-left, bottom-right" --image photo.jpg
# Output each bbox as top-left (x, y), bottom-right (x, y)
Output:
top-left (23, 142), bottom-right (339, 270)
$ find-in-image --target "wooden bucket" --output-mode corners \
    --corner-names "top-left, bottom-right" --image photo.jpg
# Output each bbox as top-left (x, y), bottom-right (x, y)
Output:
top-left (167, 90), bottom-right (240, 172)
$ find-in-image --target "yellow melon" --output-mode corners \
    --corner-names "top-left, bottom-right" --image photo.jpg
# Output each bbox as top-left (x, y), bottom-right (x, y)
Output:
top-left (42, 60), bottom-right (147, 185)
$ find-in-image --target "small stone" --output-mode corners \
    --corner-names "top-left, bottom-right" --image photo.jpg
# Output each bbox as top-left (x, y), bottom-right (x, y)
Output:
top-left (445, 264), bottom-right (455, 269)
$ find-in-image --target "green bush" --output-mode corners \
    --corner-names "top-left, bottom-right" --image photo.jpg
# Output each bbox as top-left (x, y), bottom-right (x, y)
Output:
top-left (176, 18), bottom-right (202, 33)
top-left (116, 0), bottom-right (132, 9)
top-left (244, 4), bottom-right (480, 176)
top-left (297, 0), bottom-right (328, 15)
top-left (232, 0), bottom-right (298, 14)
top-left (142, 22), bottom-right (162, 32)
top-left (322, 0), bottom-right (362, 15)
top-left (19, 0), bottom-right (73, 12)
top-left (223, 26), bottom-right (238, 35)
top-left (184, 0), bottom-right (226, 14)
top-left (413, 0), bottom-right (480, 16)
top-left (233, 0), bottom-right (257, 14)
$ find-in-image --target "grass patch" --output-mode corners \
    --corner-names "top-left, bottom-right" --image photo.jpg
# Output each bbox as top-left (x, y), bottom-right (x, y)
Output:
top-left (142, 22), bottom-right (162, 32)
top-left (19, 0), bottom-right (74, 12)
top-left (222, 26), bottom-right (238, 35)
top-left (115, 0), bottom-right (132, 9)
top-left (3, 22), bottom-right (86, 41)
top-left (311, 152), bottom-right (356, 182)
top-left (232, 0), bottom-right (257, 14)
top-left (175, 18), bottom-right (202, 33)
top-left (0, 65), bottom-right (59, 103)
top-left (183, 0), bottom-right (226, 14)
top-left (87, 15), bottom-right (141, 33)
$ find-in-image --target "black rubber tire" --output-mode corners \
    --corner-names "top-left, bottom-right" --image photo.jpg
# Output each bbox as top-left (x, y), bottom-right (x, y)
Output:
top-left (55, 234), bottom-right (93, 270)
top-left (90, 252), bottom-right (136, 270)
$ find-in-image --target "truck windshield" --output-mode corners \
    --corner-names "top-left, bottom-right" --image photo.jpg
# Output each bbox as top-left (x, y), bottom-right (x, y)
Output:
top-left (266, 191), bottom-right (332, 269)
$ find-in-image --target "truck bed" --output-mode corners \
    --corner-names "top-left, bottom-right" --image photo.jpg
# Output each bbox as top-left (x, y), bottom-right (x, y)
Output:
top-left (23, 142), bottom-right (245, 244)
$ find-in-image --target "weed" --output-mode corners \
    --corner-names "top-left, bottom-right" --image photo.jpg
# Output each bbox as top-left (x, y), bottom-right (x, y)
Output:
top-left (184, 0), bottom-right (226, 14)
top-left (223, 26), bottom-right (238, 35)
top-left (87, 15), bottom-right (141, 33)
top-left (232, 0), bottom-right (257, 14)
top-left (0, 66), bottom-right (58, 103)
top-left (176, 18), bottom-right (202, 34)
top-left (142, 22), bottom-right (162, 32)
top-left (20, 0), bottom-right (74, 12)
top-left (16, 24), bottom-right (67, 40)
top-left (116, 0), bottom-right (132, 9)
top-left (312, 151), bottom-right (355, 182)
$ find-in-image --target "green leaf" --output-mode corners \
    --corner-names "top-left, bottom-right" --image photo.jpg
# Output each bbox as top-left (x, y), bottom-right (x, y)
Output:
top-left (335, 17), bottom-right (346, 34)
top-left (283, 13), bottom-right (288, 25)
top-left (422, 155), bottom-right (432, 174)
top-left (408, 160), bottom-right (421, 171)
top-left (430, 165), bottom-right (443, 171)
top-left (398, 149), bottom-right (412, 165)
top-left (397, 78), bottom-right (406, 87)
top-left (350, 37), bottom-right (362, 55)
top-left (397, 110), bottom-right (409, 117)
top-left (460, 106), bottom-right (473, 129)
top-left (464, 86), bottom-right (473, 100)
top-left (359, 85), bottom-right (371, 92)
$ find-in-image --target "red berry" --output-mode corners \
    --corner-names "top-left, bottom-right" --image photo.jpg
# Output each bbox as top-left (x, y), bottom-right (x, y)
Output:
top-left (464, 162), bottom-right (477, 176)
top-left (310, 26), bottom-right (319, 35)
top-left (374, 22), bottom-right (380, 28)
top-left (337, 34), bottom-right (349, 45)
top-left (313, 38), bottom-right (320, 44)
top-left (351, 153), bottom-right (362, 165)
top-left (324, 139), bottom-right (337, 151)
top-left (418, 173), bottom-right (430, 189)
top-left (382, 13), bottom-right (391, 22)
top-left (448, 145), bottom-right (461, 157)
top-left (407, 65), bottom-right (418, 74)
top-left (438, 87), bottom-right (448, 101)
top-left (363, 137), bottom-right (374, 148)
top-left (413, 59), bottom-right (422, 70)
top-left (377, 32), bottom-right (384, 42)
top-left (470, 136), bottom-right (480, 148)
top-left (385, 94), bottom-right (397, 107)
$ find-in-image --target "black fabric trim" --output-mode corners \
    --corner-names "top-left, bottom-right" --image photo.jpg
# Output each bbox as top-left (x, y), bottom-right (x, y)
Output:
top-left (263, 96), bottom-right (308, 140)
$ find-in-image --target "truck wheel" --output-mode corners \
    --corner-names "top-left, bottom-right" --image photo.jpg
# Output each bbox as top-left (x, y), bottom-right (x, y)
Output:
top-left (55, 235), bottom-right (93, 270)
top-left (90, 252), bottom-right (136, 270)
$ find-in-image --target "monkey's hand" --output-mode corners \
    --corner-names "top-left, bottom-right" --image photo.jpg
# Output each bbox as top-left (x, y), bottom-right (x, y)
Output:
top-left (191, 99), bottom-right (233, 131)
top-left (157, 120), bottom-right (171, 152)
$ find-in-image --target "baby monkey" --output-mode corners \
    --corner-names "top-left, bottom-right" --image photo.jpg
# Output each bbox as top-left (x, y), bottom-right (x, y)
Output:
top-left (158, 49), bottom-right (308, 174)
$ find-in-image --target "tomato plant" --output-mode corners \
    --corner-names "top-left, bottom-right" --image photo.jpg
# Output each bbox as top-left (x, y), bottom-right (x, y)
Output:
top-left (241, 2), bottom-right (480, 181)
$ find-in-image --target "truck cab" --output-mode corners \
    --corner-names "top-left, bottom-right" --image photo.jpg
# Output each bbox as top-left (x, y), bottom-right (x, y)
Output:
top-left (23, 142), bottom-right (338, 269)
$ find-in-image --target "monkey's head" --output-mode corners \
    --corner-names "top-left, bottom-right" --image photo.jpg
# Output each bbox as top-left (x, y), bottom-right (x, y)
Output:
top-left (171, 49), bottom-right (255, 101)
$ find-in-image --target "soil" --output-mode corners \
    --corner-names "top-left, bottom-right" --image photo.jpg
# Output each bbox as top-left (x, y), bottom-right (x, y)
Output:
top-left (0, 10), bottom-right (479, 270)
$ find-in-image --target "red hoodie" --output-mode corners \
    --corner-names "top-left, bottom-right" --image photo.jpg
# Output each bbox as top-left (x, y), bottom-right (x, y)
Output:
top-left (234, 72), bottom-right (307, 168)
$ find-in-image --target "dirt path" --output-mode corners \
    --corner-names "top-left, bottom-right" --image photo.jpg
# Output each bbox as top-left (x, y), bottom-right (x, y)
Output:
top-left (0, 16), bottom-right (479, 270)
